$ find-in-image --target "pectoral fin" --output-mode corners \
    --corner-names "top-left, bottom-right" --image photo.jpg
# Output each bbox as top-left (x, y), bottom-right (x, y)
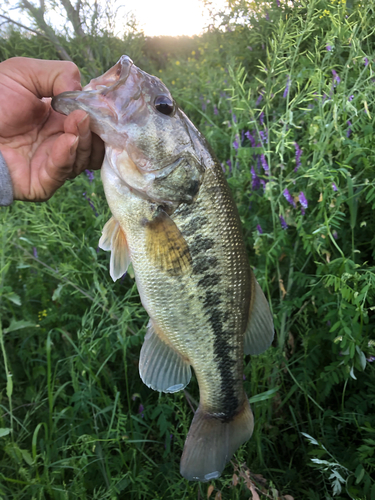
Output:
top-left (145, 209), bottom-right (192, 276)
top-left (244, 277), bottom-right (274, 355)
top-left (99, 216), bottom-right (130, 281)
top-left (139, 320), bottom-right (191, 393)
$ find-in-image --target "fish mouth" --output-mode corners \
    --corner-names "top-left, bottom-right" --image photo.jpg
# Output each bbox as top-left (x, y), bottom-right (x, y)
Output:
top-left (51, 55), bottom-right (134, 124)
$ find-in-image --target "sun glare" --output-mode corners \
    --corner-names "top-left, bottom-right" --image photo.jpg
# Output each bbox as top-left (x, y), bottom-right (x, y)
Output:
top-left (126, 0), bottom-right (217, 37)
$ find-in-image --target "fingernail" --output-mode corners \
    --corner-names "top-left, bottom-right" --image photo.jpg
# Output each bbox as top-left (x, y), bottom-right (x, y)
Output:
top-left (70, 136), bottom-right (79, 156)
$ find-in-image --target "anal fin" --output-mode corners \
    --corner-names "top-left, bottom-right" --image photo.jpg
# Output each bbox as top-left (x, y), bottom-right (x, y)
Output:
top-left (139, 321), bottom-right (191, 393)
top-left (244, 277), bottom-right (274, 355)
top-left (99, 216), bottom-right (130, 282)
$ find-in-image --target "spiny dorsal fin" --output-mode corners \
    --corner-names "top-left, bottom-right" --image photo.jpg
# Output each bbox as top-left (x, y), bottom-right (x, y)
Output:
top-left (145, 209), bottom-right (192, 276)
top-left (99, 216), bottom-right (130, 281)
top-left (139, 320), bottom-right (191, 393)
top-left (244, 277), bottom-right (274, 355)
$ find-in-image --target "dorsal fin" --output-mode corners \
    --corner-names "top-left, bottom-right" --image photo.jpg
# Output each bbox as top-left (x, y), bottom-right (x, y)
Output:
top-left (244, 276), bottom-right (274, 355)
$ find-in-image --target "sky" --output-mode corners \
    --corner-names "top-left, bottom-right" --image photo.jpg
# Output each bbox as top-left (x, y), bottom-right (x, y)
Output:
top-left (124, 0), bottom-right (218, 37)
top-left (2, 0), bottom-right (226, 38)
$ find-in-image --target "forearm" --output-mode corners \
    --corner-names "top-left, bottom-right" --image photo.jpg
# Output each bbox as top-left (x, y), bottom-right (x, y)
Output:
top-left (0, 151), bottom-right (14, 206)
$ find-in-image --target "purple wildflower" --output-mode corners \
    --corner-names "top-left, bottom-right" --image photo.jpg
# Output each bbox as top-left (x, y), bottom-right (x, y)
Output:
top-left (201, 101), bottom-right (207, 111)
top-left (294, 142), bottom-right (302, 171)
top-left (346, 120), bottom-right (352, 137)
top-left (332, 182), bottom-right (338, 191)
top-left (226, 159), bottom-right (232, 172)
top-left (333, 230), bottom-right (338, 240)
top-left (364, 57), bottom-right (369, 67)
top-left (32, 246), bottom-right (38, 259)
top-left (245, 130), bottom-right (256, 148)
top-left (283, 188), bottom-right (296, 208)
top-left (256, 91), bottom-right (264, 106)
top-left (279, 215), bottom-right (288, 229)
top-left (233, 140), bottom-right (239, 150)
top-left (262, 44), bottom-right (265, 50)
top-left (247, 46), bottom-right (253, 51)
top-left (138, 404), bottom-right (144, 418)
top-left (367, 356), bottom-right (375, 363)
top-left (251, 166), bottom-right (260, 190)
top-left (327, 320), bottom-right (331, 327)
top-left (256, 224), bottom-right (263, 234)
top-left (220, 162), bottom-right (226, 173)
top-left (260, 154), bottom-right (270, 175)
top-left (326, 45), bottom-right (333, 52)
top-left (243, 374), bottom-right (246, 381)
top-left (259, 111), bottom-right (265, 126)
top-left (283, 75), bottom-right (291, 98)
top-left (83, 192), bottom-right (99, 217)
top-left (214, 105), bottom-right (218, 115)
top-left (299, 192), bottom-right (308, 209)
top-left (299, 191), bottom-right (308, 215)
top-left (276, 0), bottom-right (280, 5)
top-left (266, 12), bottom-right (270, 21)
top-left (332, 69), bottom-right (341, 84)
top-left (259, 130), bottom-right (268, 143)
top-left (348, 95), bottom-right (354, 101)
top-left (85, 169), bottom-right (94, 182)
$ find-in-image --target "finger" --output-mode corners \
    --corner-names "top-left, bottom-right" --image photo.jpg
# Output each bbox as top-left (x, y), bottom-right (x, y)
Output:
top-left (40, 133), bottom-right (78, 198)
top-left (63, 110), bottom-right (105, 173)
top-left (64, 111), bottom-right (92, 175)
top-left (0, 57), bottom-right (82, 99)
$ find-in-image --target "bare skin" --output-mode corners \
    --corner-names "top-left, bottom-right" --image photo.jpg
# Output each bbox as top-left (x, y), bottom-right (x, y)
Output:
top-left (0, 57), bottom-right (104, 201)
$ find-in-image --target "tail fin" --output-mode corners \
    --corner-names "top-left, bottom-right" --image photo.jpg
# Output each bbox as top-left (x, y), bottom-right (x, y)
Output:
top-left (180, 398), bottom-right (254, 482)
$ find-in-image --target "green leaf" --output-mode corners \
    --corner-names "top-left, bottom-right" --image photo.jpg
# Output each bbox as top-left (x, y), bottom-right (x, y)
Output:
top-left (4, 319), bottom-right (35, 334)
top-left (356, 346), bottom-right (366, 371)
top-left (355, 464), bottom-right (365, 485)
top-left (20, 448), bottom-right (33, 466)
top-left (7, 292), bottom-right (21, 306)
top-left (301, 432), bottom-right (319, 446)
top-left (52, 283), bottom-right (64, 301)
top-left (0, 428), bottom-right (11, 438)
top-left (249, 387), bottom-right (279, 403)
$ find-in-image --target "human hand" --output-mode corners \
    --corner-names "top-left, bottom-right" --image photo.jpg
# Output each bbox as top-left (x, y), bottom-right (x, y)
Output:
top-left (0, 57), bottom-right (104, 202)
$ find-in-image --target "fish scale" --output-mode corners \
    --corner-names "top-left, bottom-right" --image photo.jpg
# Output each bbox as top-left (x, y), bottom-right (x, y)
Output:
top-left (51, 55), bottom-right (274, 482)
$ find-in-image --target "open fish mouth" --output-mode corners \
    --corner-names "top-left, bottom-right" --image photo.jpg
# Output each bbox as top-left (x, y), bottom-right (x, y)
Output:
top-left (51, 55), bottom-right (134, 120)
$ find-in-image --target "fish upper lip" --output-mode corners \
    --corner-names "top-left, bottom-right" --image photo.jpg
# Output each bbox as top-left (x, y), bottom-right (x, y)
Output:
top-left (52, 56), bottom-right (134, 117)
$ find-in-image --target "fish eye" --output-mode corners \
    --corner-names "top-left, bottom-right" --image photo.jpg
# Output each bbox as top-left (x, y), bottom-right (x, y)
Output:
top-left (155, 95), bottom-right (174, 116)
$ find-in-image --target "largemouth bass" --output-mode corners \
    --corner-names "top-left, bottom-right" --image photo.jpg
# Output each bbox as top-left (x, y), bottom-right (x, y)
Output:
top-left (52, 56), bottom-right (274, 482)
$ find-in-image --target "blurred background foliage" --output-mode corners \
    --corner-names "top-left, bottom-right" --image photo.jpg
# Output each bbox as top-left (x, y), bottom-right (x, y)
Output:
top-left (0, 0), bottom-right (375, 498)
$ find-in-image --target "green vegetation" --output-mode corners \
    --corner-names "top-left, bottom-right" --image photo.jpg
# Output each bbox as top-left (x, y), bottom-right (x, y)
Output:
top-left (1, 0), bottom-right (375, 498)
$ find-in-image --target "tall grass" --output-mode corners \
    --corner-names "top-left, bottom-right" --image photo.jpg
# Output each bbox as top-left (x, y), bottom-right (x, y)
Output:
top-left (1, 0), bottom-right (375, 498)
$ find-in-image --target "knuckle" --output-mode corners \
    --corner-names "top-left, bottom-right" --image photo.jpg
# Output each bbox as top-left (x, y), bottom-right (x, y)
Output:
top-left (62, 61), bottom-right (80, 79)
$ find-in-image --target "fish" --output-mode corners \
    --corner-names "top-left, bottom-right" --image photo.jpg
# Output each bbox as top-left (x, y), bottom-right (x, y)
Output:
top-left (52, 55), bottom-right (274, 482)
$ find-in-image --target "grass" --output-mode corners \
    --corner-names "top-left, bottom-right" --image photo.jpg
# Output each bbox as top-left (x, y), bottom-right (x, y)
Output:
top-left (1, 0), bottom-right (375, 498)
